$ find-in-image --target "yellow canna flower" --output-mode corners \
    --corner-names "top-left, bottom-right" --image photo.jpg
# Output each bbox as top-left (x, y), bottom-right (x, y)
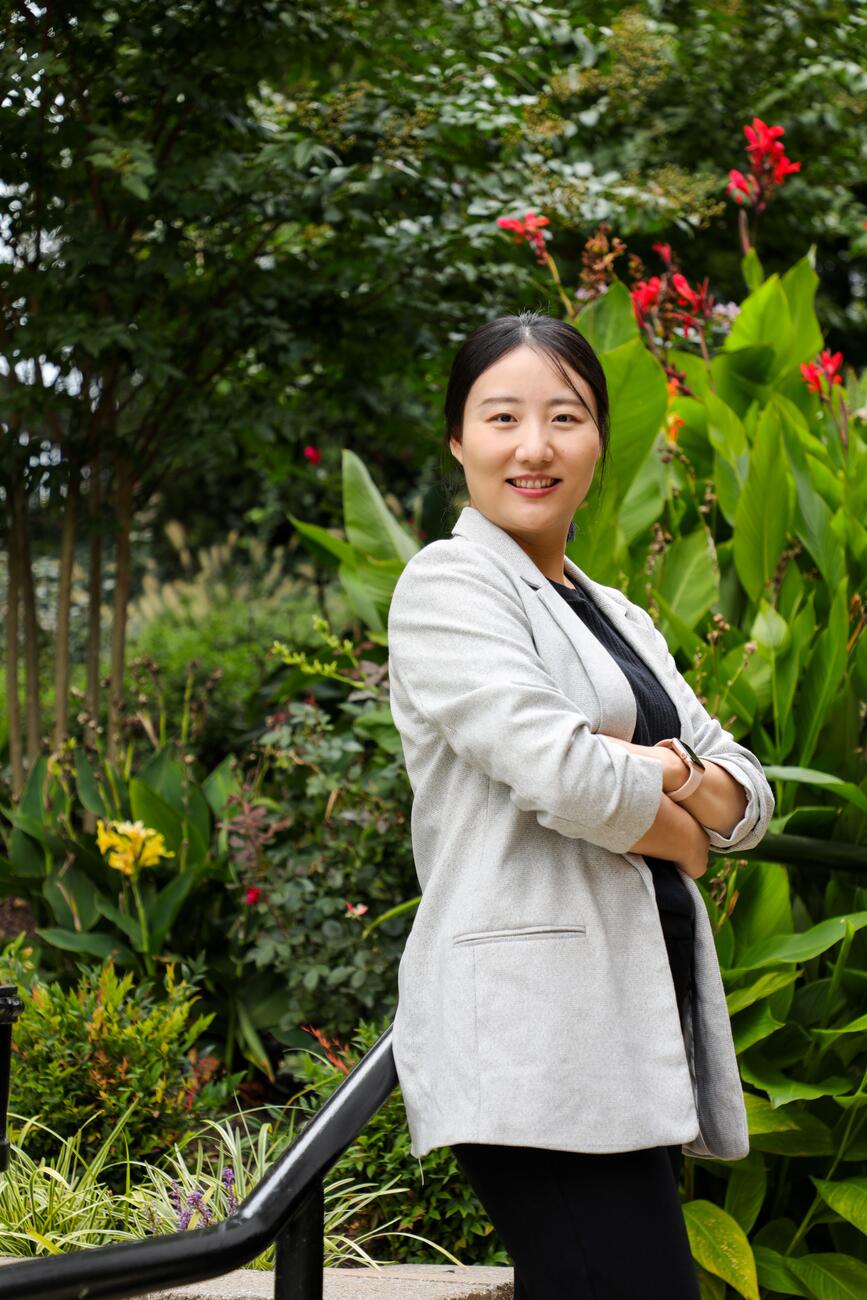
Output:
top-left (95, 818), bottom-right (175, 878)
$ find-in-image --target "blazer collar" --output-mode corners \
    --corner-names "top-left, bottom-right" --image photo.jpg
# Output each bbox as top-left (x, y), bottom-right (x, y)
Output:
top-left (449, 506), bottom-right (690, 738)
top-left (450, 504), bottom-right (632, 625)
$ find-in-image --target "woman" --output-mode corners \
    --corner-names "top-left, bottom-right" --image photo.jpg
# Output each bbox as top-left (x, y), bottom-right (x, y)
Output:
top-left (387, 311), bottom-right (774, 1297)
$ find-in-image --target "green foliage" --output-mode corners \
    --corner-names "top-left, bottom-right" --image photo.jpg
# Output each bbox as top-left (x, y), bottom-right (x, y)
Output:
top-left (127, 525), bottom-right (336, 759)
top-left (242, 696), bottom-right (416, 1042)
top-left (0, 1103), bottom-right (446, 1268)
top-left (0, 936), bottom-right (242, 1169)
top-left (279, 1019), bottom-right (508, 1267)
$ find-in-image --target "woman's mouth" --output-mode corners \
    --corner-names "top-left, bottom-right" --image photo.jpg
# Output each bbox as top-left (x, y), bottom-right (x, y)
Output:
top-left (506, 478), bottom-right (561, 498)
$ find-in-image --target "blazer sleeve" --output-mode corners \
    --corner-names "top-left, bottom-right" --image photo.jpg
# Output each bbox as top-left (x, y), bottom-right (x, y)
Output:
top-left (626, 601), bottom-right (776, 854)
top-left (387, 540), bottom-right (665, 855)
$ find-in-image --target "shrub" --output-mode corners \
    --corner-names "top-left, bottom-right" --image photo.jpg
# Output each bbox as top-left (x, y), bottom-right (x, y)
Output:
top-left (0, 936), bottom-right (244, 1169)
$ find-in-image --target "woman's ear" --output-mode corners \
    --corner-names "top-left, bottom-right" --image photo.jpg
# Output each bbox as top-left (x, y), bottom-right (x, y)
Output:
top-left (449, 435), bottom-right (464, 466)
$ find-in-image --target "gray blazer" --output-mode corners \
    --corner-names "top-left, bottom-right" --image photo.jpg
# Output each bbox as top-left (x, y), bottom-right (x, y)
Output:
top-left (387, 505), bottom-right (774, 1161)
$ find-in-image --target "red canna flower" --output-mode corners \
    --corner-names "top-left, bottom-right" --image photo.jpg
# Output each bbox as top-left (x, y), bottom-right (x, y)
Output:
top-left (631, 276), bottom-right (662, 327)
top-left (725, 169), bottom-right (760, 206)
top-left (303, 445), bottom-right (321, 464)
top-left (651, 242), bottom-right (672, 266)
top-left (800, 361), bottom-right (824, 395)
top-left (244, 886), bottom-right (261, 905)
top-left (670, 272), bottom-right (714, 336)
top-left (819, 349), bottom-right (844, 385)
top-left (497, 210), bottom-right (550, 265)
top-left (726, 118), bottom-right (800, 216)
top-left (800, 349), bottom-right (844, 396)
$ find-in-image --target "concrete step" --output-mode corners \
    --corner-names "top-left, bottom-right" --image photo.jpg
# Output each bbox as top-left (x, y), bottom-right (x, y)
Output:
top-left (0, 1258), bottom-right (515, 1299)
top-left (153, 1264), bottom-right (514, 1298)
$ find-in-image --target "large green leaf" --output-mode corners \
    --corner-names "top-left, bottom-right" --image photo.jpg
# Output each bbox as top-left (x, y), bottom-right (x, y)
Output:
top-left (727, 969), bottom-right (800, 1016)
top-left (6, 826), bottom-right (45, 878)
top-left (656, 528), bottom-right (718, 650)
top-left (342, 448), bottom-right (418, 563)
top-left (575, 278), bottom-right (639, 354)
top-left (147, 870), bottom-right (196, 952)
top-left (94, 894), bottom-right (143, 947)
top-left (776, 395), bottom-right (846, 590)
top-left (733, 912), bottom-right (867, 974)
top-left (724, 274), bottom-right (794, 381)
top-left (811, 1177), bottom-right (867, 1236)
top-left (741, 247), bottom-right (764, 293)
top-left (754, 1247), bottom-right (811, 1298)
top-left (740, 1051), bottom-right (851, 1108)
top-left (42, 863), bottom-right (102, 932)
top-left (764, 765), bottom-right (867, 815)
top-left (682, 1200), bottom-right (759, 1300)
top-left (128, 778), bottom-right (183, 854)
top-left (617, 446), bottom-right (665, 545)
top-left (202, 754), bottom-right (243, 817)
top-left (795, 576), bottom-right (850, 766)
top-left (35, 926), bottom-right (138, 967)
top-left (287, 515), bottom-right (356, 567)
top-left (780, 251), bottom-right (824, 370)
top-left (733, 404), bottom-right (792, 602)
top-left (787, 1252), bottom-right (867, 1299)
top-left (599, 337), bottom-right (668, 498)
top-left (339, 557), bottom-right (404, 633)
top-left (73, 748), bottom-right (108, 817)
top-left (711, 346), bottom-right (774, 416)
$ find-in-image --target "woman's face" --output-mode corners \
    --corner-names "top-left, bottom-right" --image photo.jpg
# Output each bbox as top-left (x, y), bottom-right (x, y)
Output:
top-left (450, 344), bottom-right (601, 546)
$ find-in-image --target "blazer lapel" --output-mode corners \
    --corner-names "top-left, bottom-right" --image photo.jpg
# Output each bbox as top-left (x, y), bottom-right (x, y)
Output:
top-left (450, 506), bottom-right (691, 741)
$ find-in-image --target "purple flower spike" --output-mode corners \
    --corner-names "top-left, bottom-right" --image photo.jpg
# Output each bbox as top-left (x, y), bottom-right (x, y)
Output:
top-left (222, 1165), bottom-right (238, 1215)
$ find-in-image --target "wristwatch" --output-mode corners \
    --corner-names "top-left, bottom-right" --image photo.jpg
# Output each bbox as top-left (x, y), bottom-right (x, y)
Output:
top-left (654, 737), bottom-right (706, 802)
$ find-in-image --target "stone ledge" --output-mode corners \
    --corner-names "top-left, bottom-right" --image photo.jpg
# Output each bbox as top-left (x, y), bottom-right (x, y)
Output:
top-left (0, 1258), bottom-right (515, 1299)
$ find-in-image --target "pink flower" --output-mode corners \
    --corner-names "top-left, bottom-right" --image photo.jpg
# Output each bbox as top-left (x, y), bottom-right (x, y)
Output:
top-left (651, 242), bottom-right (672, 266)
top-left (244, 886), bottom-right (261, 905)
top-left (303, 446), bottom-right (322, 464)
top-left (345, 901), bottom-right (369, 918)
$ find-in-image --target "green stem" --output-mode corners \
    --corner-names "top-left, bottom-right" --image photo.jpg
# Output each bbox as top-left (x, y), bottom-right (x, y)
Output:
top-left (784, 1059), bottom-right (867, 1256)
top-left (130, 873), bottom-right (155, 977)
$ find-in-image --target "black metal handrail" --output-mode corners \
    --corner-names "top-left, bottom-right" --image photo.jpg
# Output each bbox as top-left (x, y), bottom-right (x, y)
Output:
top-left (0, 1022), bottom-right (398, 1300)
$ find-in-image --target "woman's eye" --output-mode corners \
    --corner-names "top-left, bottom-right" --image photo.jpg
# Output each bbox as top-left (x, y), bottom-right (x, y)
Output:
top-left (490, 413), bottom-right (578, 424)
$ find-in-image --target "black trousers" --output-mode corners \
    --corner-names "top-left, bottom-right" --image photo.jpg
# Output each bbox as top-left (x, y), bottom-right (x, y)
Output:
top-left (451, 890), bottom-right (700, 1297)
top-left (450, 1139), bottom-right (701, 1298)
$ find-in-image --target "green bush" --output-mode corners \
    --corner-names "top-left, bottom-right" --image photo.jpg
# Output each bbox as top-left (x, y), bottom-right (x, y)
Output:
top-left (0, 935), bottom-right (243, 1169)
top-left (278, 1018), bottom-right (507, 1267)
top-left (241, 696), bottom-right (417, 1042)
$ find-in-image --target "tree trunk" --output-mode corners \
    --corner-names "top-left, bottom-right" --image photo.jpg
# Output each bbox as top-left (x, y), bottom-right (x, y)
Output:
top-left (10, 472), bottom-right (42, 767)
top-left (53, 457), bottom-right (80, 750)
top-left (106, 453), bottom-right (134, 766)
top-left (83, 452), bottom-right (104, 833)
top-left (4, 500), bottom-right (25, 798)
top-left (85, 451), bottom-right (104, 731)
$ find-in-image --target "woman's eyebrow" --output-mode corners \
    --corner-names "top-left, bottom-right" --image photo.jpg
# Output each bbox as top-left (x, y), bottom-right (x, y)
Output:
top-left (477, 394), bottom-right (587, 407)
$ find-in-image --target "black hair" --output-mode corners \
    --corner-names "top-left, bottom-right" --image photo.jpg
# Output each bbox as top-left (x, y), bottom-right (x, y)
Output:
top-left (442, 309), bottom-right (610, 543)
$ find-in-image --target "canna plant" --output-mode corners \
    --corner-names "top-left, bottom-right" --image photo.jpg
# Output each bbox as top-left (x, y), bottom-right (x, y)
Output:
top-left (286, 119), bottom-right (867, 1295)
top-left (0, 736), bottom-right (283, 1079)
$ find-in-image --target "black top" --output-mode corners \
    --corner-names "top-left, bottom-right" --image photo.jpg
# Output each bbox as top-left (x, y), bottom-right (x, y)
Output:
top-left (547, 576), bottom-right (694, 1022)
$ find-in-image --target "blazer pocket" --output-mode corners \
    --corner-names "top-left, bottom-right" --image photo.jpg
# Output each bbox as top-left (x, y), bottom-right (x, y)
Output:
top-left (452, 923), bottom-right (588, 946)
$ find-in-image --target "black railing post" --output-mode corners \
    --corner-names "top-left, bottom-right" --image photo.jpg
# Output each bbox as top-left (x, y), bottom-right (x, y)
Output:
top-left (274, 1175), bottom-right (324, 1299)
top-left (0, 983), bottom-right (24, 1174)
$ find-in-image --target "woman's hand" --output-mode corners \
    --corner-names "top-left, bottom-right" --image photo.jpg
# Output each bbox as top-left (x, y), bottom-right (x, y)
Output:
top-left (606, 734), bottom-right (711, 879)
top-left (674, 814), bottom-right (711, 880)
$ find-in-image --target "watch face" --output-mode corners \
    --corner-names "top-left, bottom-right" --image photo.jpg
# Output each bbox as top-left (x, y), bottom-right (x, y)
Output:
top-left (680, 739), bottom-right (705, 769)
